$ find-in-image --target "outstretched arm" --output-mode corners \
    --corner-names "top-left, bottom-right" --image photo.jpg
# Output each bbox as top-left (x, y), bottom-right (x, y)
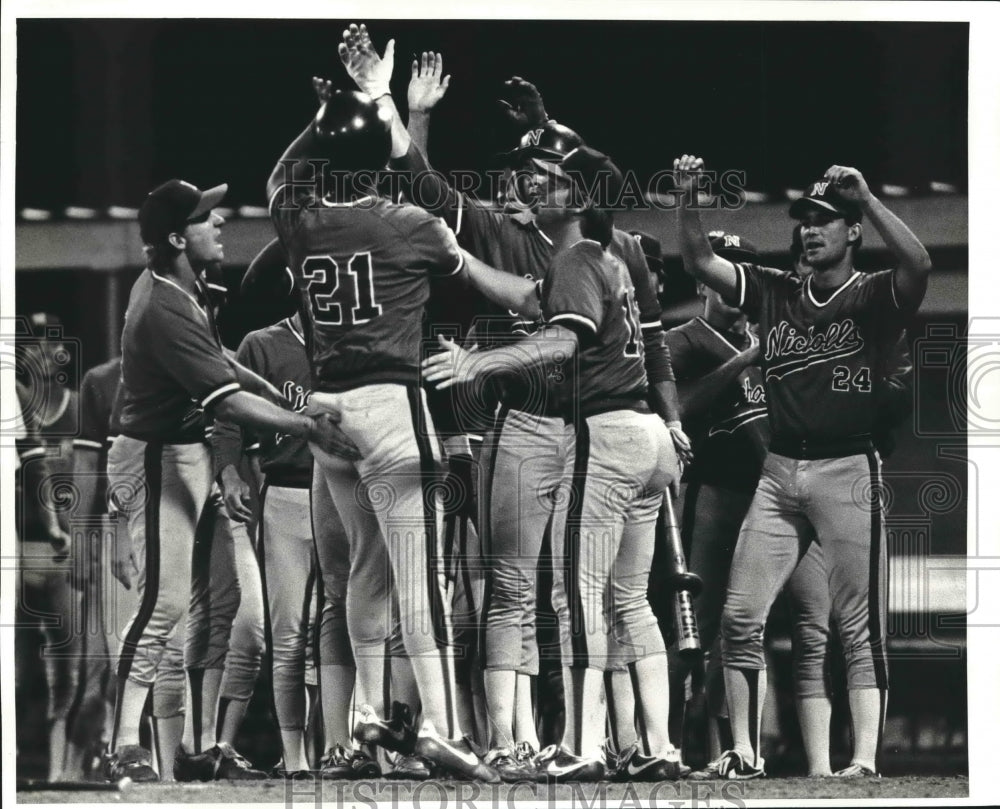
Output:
top-left (338, 22), bottom-right (411, 159)
top-left (675, 155), bottom-right (739, 301)
top-left (822, 164), bottom-right (932, 308)
top-left (458, 250), bottom-right (540, 320)
top-left (421, 327), bottom-right (578, 391)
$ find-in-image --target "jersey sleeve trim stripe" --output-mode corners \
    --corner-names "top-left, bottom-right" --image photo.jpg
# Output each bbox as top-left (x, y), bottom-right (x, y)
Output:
top-left (736, 262), bottom-right (747, 308)
top-left (439, 252), bottom-right (465, 278)
top-left (201, 382), bottom-right (241, 409)
top-left (548, 312), bottom-right (598, 334)
top-left (19, 447), bottom-right (48, 460)
top-left (455, 194), bottom-right (465, 235)
top-left (640, 320), bottom-right (663, 331)
top-left (72, 439), bottom-right (104, 451)
top-left (890, 272), bottom-right (902, 309)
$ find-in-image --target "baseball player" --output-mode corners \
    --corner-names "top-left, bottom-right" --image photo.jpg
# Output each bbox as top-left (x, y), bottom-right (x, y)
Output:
top-left (351, 42), bottom-right (688, 780)
top-left (213, 305), bottom-right (382, 778)
top-left (266, 54), bottom-right (513, 777)
top-left (79, 358), bottom-right (193, 781)
top-left (424, 145), bottom-right (683, 782)
top-left (781, 228), bottom-right (916, 777)
top-left (643, 233), bottom-right (769, 768)
top-left (104, 178), bottom-right (348, 783)
top-left (675, 155), bottom-right (932, 779)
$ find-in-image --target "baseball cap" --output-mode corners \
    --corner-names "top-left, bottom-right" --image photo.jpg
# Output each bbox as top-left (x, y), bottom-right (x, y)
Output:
top-left (708, 231), bottom-right (760, 264)
top-left (789, 179), bottom-right (862, 224)
top-left (629, 230), bottom-right (664, 277)
top-left (139, 179), bottom-right (228, 245)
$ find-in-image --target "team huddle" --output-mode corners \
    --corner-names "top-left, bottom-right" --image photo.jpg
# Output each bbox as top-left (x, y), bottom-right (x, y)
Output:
top-left (15, 22), bottom-right (931, 786)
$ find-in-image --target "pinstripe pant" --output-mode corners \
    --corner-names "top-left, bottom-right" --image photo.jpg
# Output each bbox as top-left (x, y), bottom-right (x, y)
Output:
top-left (721, 451), bottom-right (889, 692)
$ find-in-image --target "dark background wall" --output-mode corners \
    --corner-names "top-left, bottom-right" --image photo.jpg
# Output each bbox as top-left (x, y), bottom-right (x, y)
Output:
top-left (16, 19), bottom-right (968, 210)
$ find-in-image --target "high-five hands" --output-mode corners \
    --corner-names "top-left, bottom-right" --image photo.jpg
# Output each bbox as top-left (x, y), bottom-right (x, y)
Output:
top-left (408, 51), bottom-right (450, 112)
top-left (338, 23), bottom-right (395, 99)
top-left (498, 76), bottom-right (548, 129)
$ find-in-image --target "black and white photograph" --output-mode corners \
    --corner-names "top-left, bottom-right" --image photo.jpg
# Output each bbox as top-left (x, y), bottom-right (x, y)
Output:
top-left (2, 1), bottom-right (998, 806)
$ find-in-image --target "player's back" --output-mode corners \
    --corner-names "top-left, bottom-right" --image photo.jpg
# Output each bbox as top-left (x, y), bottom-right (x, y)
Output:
top-left (543, 240), bottom-right (649, 414)
top-left (282, 196), bottom-right (464, 393)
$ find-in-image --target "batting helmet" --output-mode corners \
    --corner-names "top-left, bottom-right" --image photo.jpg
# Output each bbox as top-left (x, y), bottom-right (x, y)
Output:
top-left (313, 90), bottom-right (392, 173)
top-left (497, 120), bottom-right (584, 167)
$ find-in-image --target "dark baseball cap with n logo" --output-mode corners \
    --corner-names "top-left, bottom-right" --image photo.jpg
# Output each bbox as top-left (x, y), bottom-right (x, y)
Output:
top-left (139, 179), bottom-right (228, 244)
top-left (789, 179), bottom-right (862, 224)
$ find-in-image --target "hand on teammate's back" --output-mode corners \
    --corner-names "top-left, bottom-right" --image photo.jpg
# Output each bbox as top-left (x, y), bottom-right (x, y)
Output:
top-left (307, 411), bottom-right (363, 461)
top-left (498, 76), bottom-right (548, 130)
top-left (338, 23), bottom-right (395, 99)
top-left (408, 51), bottom-right (450, 112)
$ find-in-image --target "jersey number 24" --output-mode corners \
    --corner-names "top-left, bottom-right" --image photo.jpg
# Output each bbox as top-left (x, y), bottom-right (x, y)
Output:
top-left (301, 253), bottom-right (382, 326)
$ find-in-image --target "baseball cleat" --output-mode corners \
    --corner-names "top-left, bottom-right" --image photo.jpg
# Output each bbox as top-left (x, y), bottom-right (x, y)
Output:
top-left (533, 745), bottom-right (606, 782)
top-left (348, 748), bottom-right (382, 779)
top-left (485, 746), bottom-right (542, 783)
top-left (319, 744), bottom-right (354, 779)
top-left (353, 702), bottom-right (417, 754)
top-left (174, 743), bottom-right (268, 781)
top-left (413, 728), bottom-right (500, 782)
top-left (833, 763), bottom-right (881, 778)
top-left (103, 744), bottom-right (159, 783)
top-left (514, 741), bottom-right (545, 781)
top-left (214, 743), bottom-right (269, 780)
top-left (688, 750), bottom-right (764, 781)
top-left (385, 754), bottom-right (433, 781)
top-left (612, 743), bottom-right (683, 781)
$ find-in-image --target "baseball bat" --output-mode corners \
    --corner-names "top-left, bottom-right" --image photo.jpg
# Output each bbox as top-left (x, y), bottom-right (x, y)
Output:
top-left (661, 494), bottom-right (702, 655)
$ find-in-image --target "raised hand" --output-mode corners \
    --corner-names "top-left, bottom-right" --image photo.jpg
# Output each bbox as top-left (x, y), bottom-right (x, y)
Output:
top-left (823, 164), bottom-right (872, 203)
top-left (313, 75), bottom-right (334, 105)
top-left (338, 22), bottom-right (395, 99)
top-left (498, 76), bottom-right (548, 129)
top-left (673, 154), bottom-right (706, 196)
top-left (408, 51), bottom-right (451, 112)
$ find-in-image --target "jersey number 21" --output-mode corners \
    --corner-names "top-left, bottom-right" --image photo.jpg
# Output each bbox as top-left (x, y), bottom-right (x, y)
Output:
top-left (301, 253), bottom-right (382, 326)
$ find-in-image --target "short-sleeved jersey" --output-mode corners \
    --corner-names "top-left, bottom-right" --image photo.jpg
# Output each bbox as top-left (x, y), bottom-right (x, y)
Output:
top-left (76, 357), bottom-right (122, 452)
top-left (393, 144), bottom-right (673, 385)
top-left (235, 317), bottom-right (313, 483)
top-left (119, 270), bottom-right (241, 443)
top-left (542, 240), bottom-right (648, 414)
top-left (666, 319), bottom-right (768, 492)
top-left (733, 264), bottom-right (917, 440)
top-left (270, 186), bottom-right (464, 392)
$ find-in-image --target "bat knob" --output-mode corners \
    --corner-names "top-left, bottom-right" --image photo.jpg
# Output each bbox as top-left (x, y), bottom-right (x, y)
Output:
top-left (669, 571), bottom-right (703, 597)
